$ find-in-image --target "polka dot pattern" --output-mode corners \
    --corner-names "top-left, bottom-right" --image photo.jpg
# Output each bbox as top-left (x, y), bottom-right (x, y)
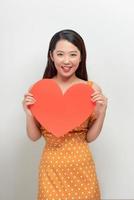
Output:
top-left (37, 116), bottom-right (101, 200)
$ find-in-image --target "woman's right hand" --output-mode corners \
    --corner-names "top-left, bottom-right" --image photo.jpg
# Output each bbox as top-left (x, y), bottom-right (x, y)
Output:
top-left (22, 90), bottom-right (36, 116)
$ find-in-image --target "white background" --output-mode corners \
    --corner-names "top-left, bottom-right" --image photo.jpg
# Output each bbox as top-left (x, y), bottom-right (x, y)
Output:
top-left (1, 0), bottom-right (134, 199)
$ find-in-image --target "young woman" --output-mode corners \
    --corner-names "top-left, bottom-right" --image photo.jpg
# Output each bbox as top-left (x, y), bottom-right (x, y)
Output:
top-left (22, 29), bottom-right (107, 200)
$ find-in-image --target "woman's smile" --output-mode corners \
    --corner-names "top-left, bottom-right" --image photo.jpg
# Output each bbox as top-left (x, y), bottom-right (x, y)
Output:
top-left (61, 65), bottom-right (73, 73)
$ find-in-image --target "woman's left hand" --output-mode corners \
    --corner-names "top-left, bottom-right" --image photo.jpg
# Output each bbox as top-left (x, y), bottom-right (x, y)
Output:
top-left (91, 85), bottom-right (108, 118)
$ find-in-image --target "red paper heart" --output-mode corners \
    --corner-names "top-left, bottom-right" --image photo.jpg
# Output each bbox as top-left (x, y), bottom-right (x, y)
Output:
top-left (29, 79), bottom-right (95, 137)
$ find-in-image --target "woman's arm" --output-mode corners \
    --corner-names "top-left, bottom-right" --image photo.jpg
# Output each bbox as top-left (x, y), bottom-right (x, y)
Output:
top-left (22, 91), bottom-right (42, 141)
top-left (86, 82), bottom-right (108, 143)
top-left (26, 115), bottom-right (42, 141)
top-left (86, 108), bottom-right (107, 143)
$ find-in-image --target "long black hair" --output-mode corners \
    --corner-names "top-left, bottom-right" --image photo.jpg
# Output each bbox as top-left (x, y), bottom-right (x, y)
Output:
top-left (43, 29), bottom-right (88, 80)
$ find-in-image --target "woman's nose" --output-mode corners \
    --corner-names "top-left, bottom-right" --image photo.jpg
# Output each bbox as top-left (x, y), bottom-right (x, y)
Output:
top-left (63, 56), bottom-right (70, 64)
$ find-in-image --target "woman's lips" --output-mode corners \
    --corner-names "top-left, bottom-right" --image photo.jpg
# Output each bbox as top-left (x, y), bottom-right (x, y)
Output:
top-left (61, 66), bottom-right (72, 72)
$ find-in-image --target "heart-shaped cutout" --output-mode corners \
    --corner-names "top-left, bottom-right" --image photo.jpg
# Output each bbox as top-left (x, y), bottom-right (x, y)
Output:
top-left (29, 79), bottom-right (95, 137)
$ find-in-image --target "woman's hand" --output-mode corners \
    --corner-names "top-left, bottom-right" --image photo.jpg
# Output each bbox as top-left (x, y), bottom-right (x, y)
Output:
top-left (91, 83), bottom-right (108, 118)
top-left (22, 87), bottom-right (36, 116)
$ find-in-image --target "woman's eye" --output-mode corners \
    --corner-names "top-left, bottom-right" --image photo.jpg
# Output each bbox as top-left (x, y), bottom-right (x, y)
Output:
top-left (57, 53), bottom-right (63, 56)
top-left (70, 54), bottom-right (77, 57)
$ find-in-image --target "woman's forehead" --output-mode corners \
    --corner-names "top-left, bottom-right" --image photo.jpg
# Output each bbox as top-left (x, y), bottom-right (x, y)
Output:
top-left (54, 39), bottom-right (80, 52)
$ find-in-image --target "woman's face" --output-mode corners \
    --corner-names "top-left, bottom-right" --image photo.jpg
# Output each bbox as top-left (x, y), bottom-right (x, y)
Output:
top-left (50, 39), bottom-right (81, 79)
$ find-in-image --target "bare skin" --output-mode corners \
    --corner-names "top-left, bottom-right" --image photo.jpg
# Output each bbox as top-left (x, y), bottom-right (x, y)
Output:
top-left (86, 83), bottom-right (107, 142)
top-left (22, 39), bottom-right (108, 142)
top-left (22, 87), bottom-right (42, 141)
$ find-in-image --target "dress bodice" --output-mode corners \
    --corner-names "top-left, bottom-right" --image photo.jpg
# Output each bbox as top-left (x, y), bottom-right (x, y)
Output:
top-left (39, 114), bottom-right (96, 148)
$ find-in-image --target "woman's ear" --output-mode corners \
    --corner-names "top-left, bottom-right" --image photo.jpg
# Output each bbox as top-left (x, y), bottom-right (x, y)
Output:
top-left (50, 51), bottom-right (54, 61)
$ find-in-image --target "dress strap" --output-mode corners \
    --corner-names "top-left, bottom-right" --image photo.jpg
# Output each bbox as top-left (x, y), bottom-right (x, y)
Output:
top-left (87, 80), bottom-right (93, 87)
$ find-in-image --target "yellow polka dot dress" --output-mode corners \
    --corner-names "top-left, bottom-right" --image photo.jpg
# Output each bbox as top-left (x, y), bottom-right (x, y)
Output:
top-left (37, 82), bottom-right (101, 200)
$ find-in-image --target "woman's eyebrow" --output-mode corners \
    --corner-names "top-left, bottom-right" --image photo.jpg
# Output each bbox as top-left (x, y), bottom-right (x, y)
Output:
top-left (69, 51), bottom-right (78, 53)
top-left (56, 50), bottom-right (78, 53)
top-left (56, 50), bottom-right (64, 52)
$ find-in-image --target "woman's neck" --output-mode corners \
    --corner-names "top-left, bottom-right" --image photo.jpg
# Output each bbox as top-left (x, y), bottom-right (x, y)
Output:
top-left (53, 74), bottom-right (78, 85)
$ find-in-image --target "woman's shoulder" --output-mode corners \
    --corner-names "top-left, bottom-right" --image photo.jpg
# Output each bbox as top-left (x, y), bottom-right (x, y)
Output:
top-left (87, 80), bottom-right (102, 92)
top-left (75, 78), bottom-right (102, 92)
